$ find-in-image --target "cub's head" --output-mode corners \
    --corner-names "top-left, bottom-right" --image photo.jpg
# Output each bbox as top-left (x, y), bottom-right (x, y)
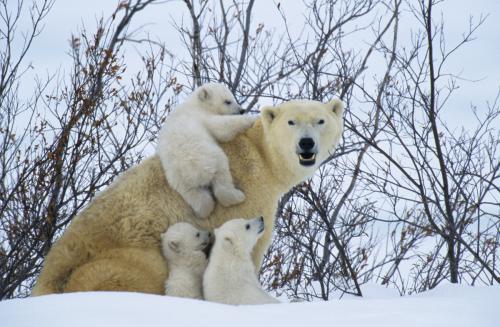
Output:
top-left (214, 217), bottom-right (265, 256)
top-left (261, 99), bottom-right (344, 176)
top-left (194, 83), bottom-right (244, 115)
top-left (161, 222), bottom-right (212, 263)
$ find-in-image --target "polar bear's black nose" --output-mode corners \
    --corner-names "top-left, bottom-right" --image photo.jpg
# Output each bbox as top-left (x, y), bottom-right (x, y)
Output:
top-left (259, 216), bottom-right (264, 222)
top-left (299, 138), bottom-right (315, 151)
top-left (239, 109), bottom-right (246, 115)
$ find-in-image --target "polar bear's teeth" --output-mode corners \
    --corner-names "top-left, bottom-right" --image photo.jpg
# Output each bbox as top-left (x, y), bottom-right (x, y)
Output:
top-left (299, 153), bottom-right (316, 161)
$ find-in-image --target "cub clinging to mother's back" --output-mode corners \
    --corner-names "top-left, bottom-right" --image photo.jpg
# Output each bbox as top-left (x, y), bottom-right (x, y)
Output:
top-left (157, 83), bottom-right (257, 218)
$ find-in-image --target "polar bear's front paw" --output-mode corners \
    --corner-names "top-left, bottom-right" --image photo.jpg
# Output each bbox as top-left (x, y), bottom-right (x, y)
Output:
top-left (214, 187), bottom-right (246, 207)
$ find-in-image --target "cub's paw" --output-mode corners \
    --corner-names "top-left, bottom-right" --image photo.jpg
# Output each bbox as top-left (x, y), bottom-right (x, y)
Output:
top-left (214, 187), bottom-right (246, 207)
top-left (244, 115), bottom-right (258, 127)
top-left (191, 195), bottom-right (215, 219)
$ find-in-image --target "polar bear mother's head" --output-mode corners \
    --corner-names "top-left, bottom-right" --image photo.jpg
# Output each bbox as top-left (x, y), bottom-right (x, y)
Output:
top-left (261, 99), bottom-right (344, 175)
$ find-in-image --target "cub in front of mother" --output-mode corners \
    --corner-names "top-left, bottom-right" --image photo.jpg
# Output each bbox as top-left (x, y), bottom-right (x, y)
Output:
top-left (204, 216), bottom-right (279, 305)
top-left (32, 98), bottom-right (344, 296)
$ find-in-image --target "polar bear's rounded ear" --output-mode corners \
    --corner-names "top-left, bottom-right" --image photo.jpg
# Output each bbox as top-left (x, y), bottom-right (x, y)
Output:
top-left (197, 86), bottom-right (211, 102)
top-left (219, 230), bottom-right (235, 248)
top-left (168, 240), bottom-right (180, 253)
top-left (261, 106), bottom-right (279, 126)
top-left (223, 236), bottom-right (234, 246)
top-left (328, 99), bottom-right (344, 117)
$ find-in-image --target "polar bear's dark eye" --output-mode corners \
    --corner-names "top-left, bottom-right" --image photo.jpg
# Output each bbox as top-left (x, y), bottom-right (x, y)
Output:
top-left (288, 120), bottom-right (295, 126)
top-left (196, 232), bottom-right (200, 237)
top-left (245, 224), bottom-right (250, 230)
top-left (224, 100), bottom-right (232, 105)
top-left (318, 119), bottom-right (325, 125)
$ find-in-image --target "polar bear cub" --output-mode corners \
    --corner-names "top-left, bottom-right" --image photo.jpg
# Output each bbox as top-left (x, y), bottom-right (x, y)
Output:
top-left (203, 217), bottom-right (279, 305)
top-left (157, 83), bottom-right (257, 218)
top-left (161, 222), bottom-right (212, 299)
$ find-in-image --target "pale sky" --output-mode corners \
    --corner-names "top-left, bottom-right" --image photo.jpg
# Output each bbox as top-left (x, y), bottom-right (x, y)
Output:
top-left (11, 0), bottom-right (500, 130)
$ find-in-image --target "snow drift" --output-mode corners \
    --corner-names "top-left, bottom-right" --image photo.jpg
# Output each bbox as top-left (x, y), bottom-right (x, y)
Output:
top-left (1, 284), bottom-right (499, 327)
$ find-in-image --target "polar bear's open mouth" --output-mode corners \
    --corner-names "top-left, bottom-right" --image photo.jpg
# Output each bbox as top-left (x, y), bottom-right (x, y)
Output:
top-left (298, 152), bottom-right (316, 166)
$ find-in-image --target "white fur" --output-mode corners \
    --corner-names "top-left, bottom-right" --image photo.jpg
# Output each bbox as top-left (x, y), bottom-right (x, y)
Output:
top-left (161, 222), bottom-right (211, 299)
top-left (203, 217), bottom-right (280, 305)
top-left (157, 83), bottom-right (257, 218)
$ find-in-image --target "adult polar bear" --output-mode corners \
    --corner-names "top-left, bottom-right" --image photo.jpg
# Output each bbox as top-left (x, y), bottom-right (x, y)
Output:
top-left (32, 99), bottom-right (344, 295)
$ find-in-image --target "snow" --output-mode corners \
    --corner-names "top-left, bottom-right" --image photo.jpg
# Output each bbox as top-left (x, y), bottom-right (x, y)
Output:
top-left (1, 285), bottom-right (499, 327)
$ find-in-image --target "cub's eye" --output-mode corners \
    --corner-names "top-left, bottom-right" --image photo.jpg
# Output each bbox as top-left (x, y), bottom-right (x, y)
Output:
top-left (224, 100), bottom-right (232, 105)
top-left (288, 120), bottom-right (295, 126)
top-left (196, 232), bottom-right (200, 237)
top-left (245, 224), bottom-right (250, 230)
top-left (318, 119), bottom-right (325, 125)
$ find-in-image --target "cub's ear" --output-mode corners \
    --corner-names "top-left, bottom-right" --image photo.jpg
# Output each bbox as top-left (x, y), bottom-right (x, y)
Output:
top-left (197, 86), bottom-right (211, 102)
top-left (261, 106), bottom-right (279, 127)
top-left (223, 236), bottom-right (233, 246)
top-left (220, 230), bottom-right (235, 248)
top-left (168, 240), bottom-right (180, 253)
top-left (327, 99), bottom-right (344, 117)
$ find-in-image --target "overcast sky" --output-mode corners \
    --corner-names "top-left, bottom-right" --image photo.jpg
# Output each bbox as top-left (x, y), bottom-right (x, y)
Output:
top-left (11, 0), bottom-right (500, 130)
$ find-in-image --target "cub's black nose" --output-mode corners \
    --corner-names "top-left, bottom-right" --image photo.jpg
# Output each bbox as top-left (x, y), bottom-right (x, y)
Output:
top-left (239, 109), bottom-right (246, 114)
top-left (299, 138), bottom-right (315, 151)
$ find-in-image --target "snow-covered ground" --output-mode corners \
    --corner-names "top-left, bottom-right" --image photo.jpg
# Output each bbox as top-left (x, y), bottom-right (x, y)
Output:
top-left (1, 284), bottom-right (498, 327)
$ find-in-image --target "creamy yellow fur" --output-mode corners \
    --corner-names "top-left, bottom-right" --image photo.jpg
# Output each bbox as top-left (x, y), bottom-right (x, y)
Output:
top-left (31, 99), bottom-right (343, 296)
